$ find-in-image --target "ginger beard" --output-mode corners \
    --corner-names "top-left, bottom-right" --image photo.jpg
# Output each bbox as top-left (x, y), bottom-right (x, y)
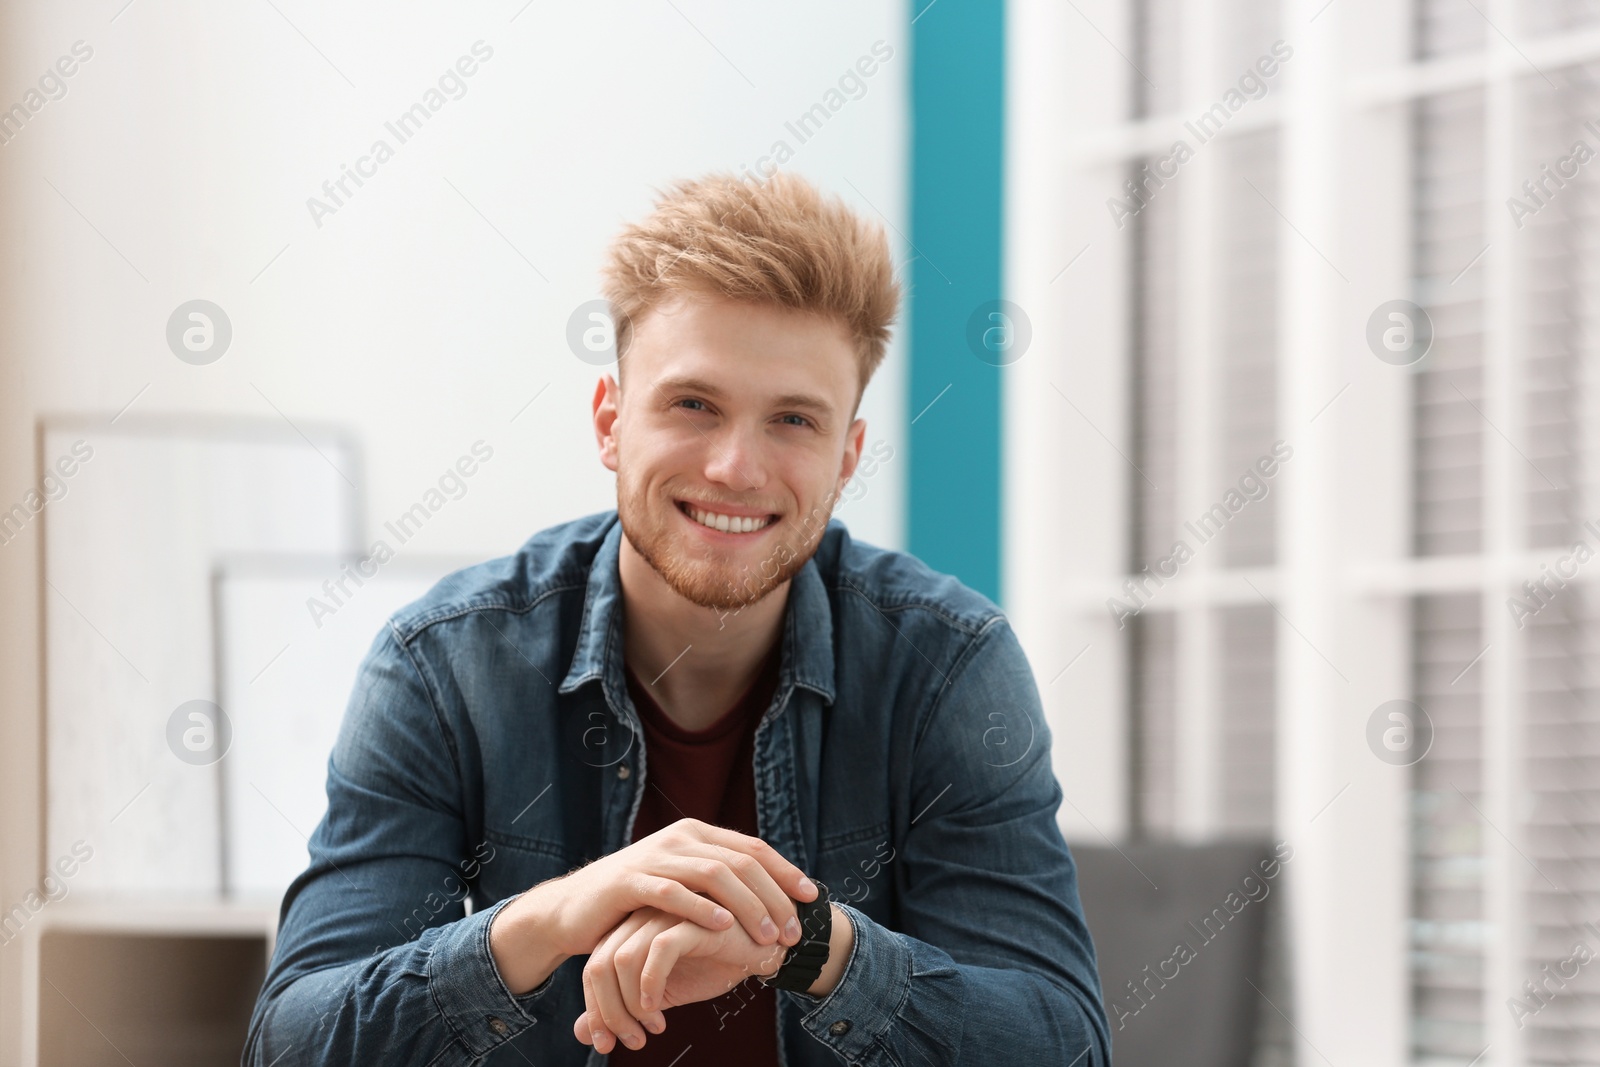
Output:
top-left (614, 457), bottom-right (832, 612)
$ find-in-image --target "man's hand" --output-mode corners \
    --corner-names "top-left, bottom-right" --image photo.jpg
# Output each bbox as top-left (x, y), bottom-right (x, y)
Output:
top-left (488, 819), bottom-right (816, 995)
top-left (573, 906), bottom-right (787, 1055)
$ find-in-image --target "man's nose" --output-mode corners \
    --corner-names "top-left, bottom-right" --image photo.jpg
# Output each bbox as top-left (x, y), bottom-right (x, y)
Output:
top-left (702, 423), bottom-right (767, 491)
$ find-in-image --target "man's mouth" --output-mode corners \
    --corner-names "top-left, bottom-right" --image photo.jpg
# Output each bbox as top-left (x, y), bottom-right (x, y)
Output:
top-left (675, 499), bottom-right (778, 535)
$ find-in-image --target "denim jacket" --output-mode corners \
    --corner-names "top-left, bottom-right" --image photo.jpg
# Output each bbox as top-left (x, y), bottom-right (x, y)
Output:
top-left (243, 510), bottom-right (1109, 1066)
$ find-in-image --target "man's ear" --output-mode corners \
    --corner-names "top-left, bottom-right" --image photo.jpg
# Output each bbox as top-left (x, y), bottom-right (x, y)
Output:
top-left (593, 374), bottom-right (621, 473)
top-left (836, 417), bottom-right (866, 492)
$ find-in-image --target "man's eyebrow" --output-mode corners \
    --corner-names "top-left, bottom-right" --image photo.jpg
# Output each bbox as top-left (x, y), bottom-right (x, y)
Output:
top-left (654, 375), bottom-right (836, 417)
top-left (771, 392), bottom-right (836, 416)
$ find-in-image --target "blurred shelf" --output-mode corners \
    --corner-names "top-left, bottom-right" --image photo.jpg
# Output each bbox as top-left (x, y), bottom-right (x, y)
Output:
top-left (27, 893), bottom-right (280, 939)
top-left (20, 894), bottom-right (279, 1067)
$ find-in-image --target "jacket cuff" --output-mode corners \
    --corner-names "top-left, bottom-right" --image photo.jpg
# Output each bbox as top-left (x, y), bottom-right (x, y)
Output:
top-left (786, 901), bottom-right (908, 1065)
top-left (428, 896), bottom-right (555, 1058)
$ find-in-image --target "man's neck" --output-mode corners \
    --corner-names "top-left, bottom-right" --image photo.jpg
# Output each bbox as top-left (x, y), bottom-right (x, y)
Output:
top-left (617, 534), bottom-right (789, 732)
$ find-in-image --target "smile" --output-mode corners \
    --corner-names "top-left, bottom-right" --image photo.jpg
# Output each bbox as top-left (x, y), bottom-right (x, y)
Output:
top-left (676, 500), bottom-right (777, 535)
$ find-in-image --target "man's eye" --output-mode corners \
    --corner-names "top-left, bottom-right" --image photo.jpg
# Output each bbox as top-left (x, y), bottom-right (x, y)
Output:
top-left (677, 399), bottom-right (709, 412)
top-left (779, 414), bottom-right (811, 428)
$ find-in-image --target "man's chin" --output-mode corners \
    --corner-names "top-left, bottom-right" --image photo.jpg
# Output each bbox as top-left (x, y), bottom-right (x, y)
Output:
top-left (623, 523), bottom-right (778, 612)
top-left (660, 558), bottom-right (784, 612)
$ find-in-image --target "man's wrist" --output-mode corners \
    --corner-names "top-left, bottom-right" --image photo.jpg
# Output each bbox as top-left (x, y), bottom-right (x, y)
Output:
top-left (802, 903), bottom-right (854, 998)
top-left (488, 883), bottom-right (573, 995)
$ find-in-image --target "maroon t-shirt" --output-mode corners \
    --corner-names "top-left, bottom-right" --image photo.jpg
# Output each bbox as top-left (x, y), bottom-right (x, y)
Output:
top-left (613, 644), bottom-right (783, 1066)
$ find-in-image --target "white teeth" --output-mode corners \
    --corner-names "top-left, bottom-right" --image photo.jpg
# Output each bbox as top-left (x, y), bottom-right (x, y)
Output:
top-left (686, 504), bottom-right (771, 534)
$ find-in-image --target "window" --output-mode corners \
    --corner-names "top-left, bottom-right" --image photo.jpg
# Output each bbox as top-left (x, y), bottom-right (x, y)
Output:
top-left (1007, 0), bottom-right (1600, 1063)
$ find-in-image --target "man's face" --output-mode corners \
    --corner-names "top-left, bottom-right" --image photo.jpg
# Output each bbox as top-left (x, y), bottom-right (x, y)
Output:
top-left (593, 294), bottom-right (866, 612)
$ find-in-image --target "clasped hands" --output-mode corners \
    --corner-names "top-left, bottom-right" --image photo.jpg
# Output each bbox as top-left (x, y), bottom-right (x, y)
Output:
top-left (488, 819), bottom-right (826, 1056)
top-left (573, 898), bottom-right (793, 1053)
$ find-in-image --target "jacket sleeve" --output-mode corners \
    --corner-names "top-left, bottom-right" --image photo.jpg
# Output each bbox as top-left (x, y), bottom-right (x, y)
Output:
top-left (241, 623), bottom-right (556, 1066)
top-left (785, 616), bottom-right (1111, 1067)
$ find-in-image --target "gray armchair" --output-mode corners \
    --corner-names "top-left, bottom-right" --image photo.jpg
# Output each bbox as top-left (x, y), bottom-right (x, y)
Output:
top-left (1073, 841), bottom-right (1280, 1067)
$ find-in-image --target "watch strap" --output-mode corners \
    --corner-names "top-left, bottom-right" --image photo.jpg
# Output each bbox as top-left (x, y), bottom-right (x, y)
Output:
top-left (759, 881), bottom-right (832, 991)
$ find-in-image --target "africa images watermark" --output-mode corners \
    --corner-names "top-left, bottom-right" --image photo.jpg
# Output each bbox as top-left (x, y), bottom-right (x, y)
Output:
top-left (1109, 841), bottom-right (1294, 1031)
top-left (0, 39), bottom-right (94, 149)
top-left (735, 40), bottom-right (895, 187)
top-left (306, 440), bottom-right (494, 629)
top-left (1508, 923), bottom-right (1600, 1029)
top-left (293, 839), bottom-right (499, 1050)
top-left (1506, 125), bottom-right (1600, 230)
top-left (0, 439), bottom-right (94, 549)
top-left (709, 875), bottom-right (854, 1031)
top-left (721, 838), bottom-right (900, 1025)
top-left (1106, 40), bottom-right (1293, 230)
top-left (1504, 519), bottom-right (1600, 630)
top-left (393, 839), bottom-right (497, 945)
top-left (306, 40), bottom-right (495, 228)
top-left (0, 840), bottom-right (95, 948)
top-left (1107, 440), bottom-right (1293, 629)
top-left (1366, 699), bottom-right (1434, 767)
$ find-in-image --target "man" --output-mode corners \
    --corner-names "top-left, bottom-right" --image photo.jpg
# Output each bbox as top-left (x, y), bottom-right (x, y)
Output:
top-left (243, 172), bottom-right (1109, 1066)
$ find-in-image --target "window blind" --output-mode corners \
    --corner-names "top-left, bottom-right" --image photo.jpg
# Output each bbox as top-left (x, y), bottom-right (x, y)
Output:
top-left (1410, 593), bottom-right (1488, 1063)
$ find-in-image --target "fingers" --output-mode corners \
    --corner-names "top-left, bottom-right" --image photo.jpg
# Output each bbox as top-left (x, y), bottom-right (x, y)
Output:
top-left (575, 1009), bottom-right (622, 1055)
top-left (632, 920), bottom-right (781, 1014)
top-left (652, 852), bottom-right (784, 947)
top-left (683, 822), bottom-right (818, 904)
top-left (624, 873), bottom-right (738, 936)
top-left (637, 924), bottom-right (693, 1017)
top-left (580, 911), bottom-right (660, 1054)
top-left (583, 948), bottom-right (643, 1053)
top-left (615, 922), bottom-right (669, 1028)
top-left (581, 914), bottom-right (788, 1050)
top-left (657, 845), bottom-right (805, 949)
top-left (619, 819), bottom-right (813, 952)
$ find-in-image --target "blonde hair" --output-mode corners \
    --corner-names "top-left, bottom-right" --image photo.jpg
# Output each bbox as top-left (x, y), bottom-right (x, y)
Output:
top-left (600, 171), bottom-right (900, 400)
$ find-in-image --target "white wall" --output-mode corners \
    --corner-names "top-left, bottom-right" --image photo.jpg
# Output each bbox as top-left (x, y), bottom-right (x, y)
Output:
top-left (0, 1), bottom-right (907, 1059)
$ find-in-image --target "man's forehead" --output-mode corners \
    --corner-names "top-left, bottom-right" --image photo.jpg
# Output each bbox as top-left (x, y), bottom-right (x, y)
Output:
top-left (631, 335), bottom-right (854, 399)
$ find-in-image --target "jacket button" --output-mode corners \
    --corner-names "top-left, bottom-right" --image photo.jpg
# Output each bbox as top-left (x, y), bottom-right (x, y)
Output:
top-left (488, 1016), bottom-right (509, 1036)
top-left (829, 1020), bottom-right (851, 1036)
top-left (616, 763), bottom-right (631, 779)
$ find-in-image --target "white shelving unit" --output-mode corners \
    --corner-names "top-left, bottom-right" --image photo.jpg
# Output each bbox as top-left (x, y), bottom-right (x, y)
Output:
top-left (27, 417), bottom-right (354, 1064)
top-left (18, 897), bottom-right (278, 1066)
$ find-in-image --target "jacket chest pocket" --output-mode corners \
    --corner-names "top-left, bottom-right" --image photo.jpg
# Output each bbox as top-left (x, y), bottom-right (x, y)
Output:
top-left (473, 832), bottom-right (576, 905)
top-left (816, 825), bottom-right (897, 921)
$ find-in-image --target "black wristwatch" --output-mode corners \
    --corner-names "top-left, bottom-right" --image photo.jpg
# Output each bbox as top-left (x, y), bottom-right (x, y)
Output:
top-left (759, 880), bottom-right (832, 991)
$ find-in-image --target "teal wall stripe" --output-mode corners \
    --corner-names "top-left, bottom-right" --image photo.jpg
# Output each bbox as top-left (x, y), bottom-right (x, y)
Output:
top-left (906, 0), bottom-right (1005, 603)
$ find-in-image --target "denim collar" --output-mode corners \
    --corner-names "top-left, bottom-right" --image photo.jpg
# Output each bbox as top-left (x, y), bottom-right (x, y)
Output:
top-left (557, 513), bottom-right (837, 706)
